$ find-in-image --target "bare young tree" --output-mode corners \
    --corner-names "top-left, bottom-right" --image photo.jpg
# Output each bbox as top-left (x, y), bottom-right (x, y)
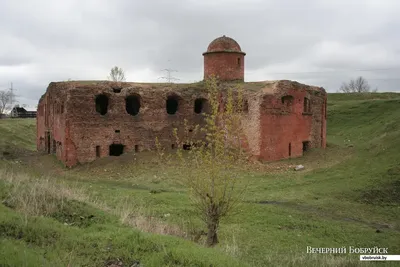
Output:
top-left (339, 76), bottom-right (373, 93)
top-left (108, 66), bottom-right (126, 82)
top-left (0, 90), bottom-right (12, 114)
top-left (156, 76), bottom-right (249, 247)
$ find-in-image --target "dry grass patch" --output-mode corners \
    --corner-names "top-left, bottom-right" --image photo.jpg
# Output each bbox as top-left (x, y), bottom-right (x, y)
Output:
top-left (0, 169), bottom-right (188, 237)
top-left (113, 197), bottom-right (188, 238)
top-left (0, 169), bottom-right (88, 217)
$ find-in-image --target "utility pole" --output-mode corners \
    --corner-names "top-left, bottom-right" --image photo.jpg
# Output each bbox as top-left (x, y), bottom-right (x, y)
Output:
top-left (159, 60), bottom-right (180, 83)
top-left (159, 68), bottom-right (180, 83)
top-left (8, 82), bottom-right (19, 109)
top-left (9, 82), bottom-right (14, 107)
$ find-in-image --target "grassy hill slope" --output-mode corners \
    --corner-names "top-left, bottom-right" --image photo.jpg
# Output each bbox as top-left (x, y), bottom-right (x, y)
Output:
top-left (0, 119), bottom-right (36, 153)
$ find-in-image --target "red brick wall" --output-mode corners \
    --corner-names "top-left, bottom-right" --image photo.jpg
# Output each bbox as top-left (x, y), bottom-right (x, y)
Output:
top-left (203, 52), bottom-right (245, 81)
top-left (258, 83), bottom-right (326, 161)
top-left (37, 82), bottom-right (210, 167)
top-left (36, 83), bottom-right (71, 164)
top-left (37, 81), bottom-right (326, 167)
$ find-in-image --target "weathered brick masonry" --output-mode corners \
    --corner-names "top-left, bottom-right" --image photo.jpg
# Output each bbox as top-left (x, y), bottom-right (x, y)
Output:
top-left (37, 36), bottom-right (327, 167)
top-left (203, 35), bottom-right (246, 81)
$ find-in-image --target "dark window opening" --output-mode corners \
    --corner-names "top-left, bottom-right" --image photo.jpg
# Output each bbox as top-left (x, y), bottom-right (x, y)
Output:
top-left (96, 146), bottom-right (100, 158)
top-left (113, 88), bottom-right (122, 93)
top-left (109, 144), bottom-right (124, 156)
top-left (237, 58), bottom-right (241, 66)
top-left (303, 97), bottom-right (311, 113)
top-left (189, 129), bottom-right (193, 133)
top-left (115, 130), bottom-right (120, 133)
top-left (171, 144), bottom-right (176, 149)
top-left (183, 144), bottom-right (191, 150)
top-left (95, 94), bottom-right (109, 115)
top-left (194, 98), bottom-right (207, 114)
top-left (166, 95), bottom-right (179, 115)
top-left (302, 141), bottom-right (310, 153)
top-left (289, 143), bottom-right (292, 157)
top-left (126, 95), bottom-right (141, 116)
top-left (135, 145), bottom-right (139, 152)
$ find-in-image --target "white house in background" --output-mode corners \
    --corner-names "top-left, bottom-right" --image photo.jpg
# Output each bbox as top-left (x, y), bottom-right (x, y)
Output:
top-left (10, 105), bottom-right (37, 118)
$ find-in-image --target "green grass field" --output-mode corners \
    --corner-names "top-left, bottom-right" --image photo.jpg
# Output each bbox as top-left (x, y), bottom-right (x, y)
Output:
top-left (0, 92), bottom-right (399, 266)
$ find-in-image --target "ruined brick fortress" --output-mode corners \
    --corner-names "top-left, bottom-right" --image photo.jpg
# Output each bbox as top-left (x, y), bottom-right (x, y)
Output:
top-left (37, 36), bottom-right (327, 167)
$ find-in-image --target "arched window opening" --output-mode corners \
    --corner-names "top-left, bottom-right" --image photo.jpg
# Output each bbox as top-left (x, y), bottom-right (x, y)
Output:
top-left (125, 95), bottom-right (141, 116)
top-left (237, 58), bottom-right (241, 67)
top-left (303, 97), bottom-right (311, 113)
top-left (95, 94), bottom-right (108, 115)
top-left (166, 95), bottom-right (179, 115)
top-left (194, 98), bottom-right (208, 114)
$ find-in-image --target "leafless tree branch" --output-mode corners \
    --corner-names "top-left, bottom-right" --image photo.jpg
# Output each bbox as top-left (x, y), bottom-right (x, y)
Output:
top-left (108, 66), bottom-right (126, 82)
top-left (0, 90), bottom-right (12, 114)
top-left (339, 76), bottom-right (373, 93)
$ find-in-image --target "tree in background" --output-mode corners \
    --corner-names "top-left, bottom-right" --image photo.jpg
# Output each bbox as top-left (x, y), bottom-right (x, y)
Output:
top-left (339, 76), bottom-right (377, 93)
top-left (0, 90), bottom-right (12, 114)
top-left (156, 76), bottom-right (249, 247)
top-left (108, 66), bottom-right (126, 82)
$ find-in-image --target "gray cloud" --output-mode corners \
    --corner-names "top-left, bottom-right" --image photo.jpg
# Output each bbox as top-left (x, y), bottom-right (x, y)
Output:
top-left (1, 0), bottom-right (399, 107)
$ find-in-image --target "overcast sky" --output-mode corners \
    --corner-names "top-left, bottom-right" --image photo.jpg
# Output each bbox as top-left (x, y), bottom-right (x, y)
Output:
top-left (1, 0), bottom-right (399, 108)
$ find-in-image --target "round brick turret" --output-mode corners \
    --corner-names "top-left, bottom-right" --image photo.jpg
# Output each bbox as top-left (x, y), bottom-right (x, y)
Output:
top-left (203, 35), bottom-right (246, 81)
